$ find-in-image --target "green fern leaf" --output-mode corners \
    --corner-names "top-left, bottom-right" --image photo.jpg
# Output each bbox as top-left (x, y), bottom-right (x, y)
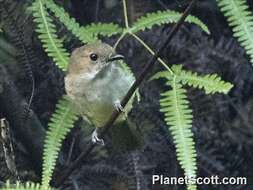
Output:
top-left (129, 10), bottom-right (210, 34)
top-left (217, 0), bottom-right (253, 64)
top-left (160, 78), bottom-right (196, 190)
top-left (152, 65), bottom-right (233, 94)
top-left (44, 0), bottom-right (122, 42)
top-left (2, 181), bottom-right (49, 190)
top-left (83, 23), bottom-right (123, 38)
top-left (44, 0), bottom-right (95, 43)
top-left (31, 0), bottom-right (70, 71)
top-left (42, 96), bottom-right (78, 188)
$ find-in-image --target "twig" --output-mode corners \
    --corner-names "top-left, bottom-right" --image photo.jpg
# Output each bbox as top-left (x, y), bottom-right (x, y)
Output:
top-left (53, 0), bottom-right (197, 186)
top-left (0, 118), bottom-right (19, 179)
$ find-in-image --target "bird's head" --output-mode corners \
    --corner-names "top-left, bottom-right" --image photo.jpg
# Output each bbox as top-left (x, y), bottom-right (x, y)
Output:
top-left (67, 42), bottom-right (124, 78)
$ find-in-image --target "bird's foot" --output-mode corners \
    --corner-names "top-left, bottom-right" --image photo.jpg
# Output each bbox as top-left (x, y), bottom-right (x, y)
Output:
top-left (91, 128), bottom-right (104, 146)
top-left (114, 100), bottom-right (125, 112)
top-left (114, 100), bottom-right (128, 119)
top-left (114, 100), bottom-right (128, 120)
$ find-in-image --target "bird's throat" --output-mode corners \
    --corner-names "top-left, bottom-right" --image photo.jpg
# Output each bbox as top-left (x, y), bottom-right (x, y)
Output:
top-left (92, 63), bottom-right (113, 80)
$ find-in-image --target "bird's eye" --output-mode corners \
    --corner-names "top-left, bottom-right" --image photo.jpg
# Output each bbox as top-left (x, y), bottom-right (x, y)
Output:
top-left (89, 53), bottom-right (98, 61)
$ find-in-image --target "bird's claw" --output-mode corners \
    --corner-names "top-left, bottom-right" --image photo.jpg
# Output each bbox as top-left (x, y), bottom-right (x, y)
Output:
top-left (114, 100), bottom-right (125, 113)
top-left (91, 129), bottom-right (104, 146)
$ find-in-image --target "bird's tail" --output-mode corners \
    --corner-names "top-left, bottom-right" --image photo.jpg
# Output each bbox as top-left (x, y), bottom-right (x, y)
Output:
top-left (108, 119), bottom-right (143, 153)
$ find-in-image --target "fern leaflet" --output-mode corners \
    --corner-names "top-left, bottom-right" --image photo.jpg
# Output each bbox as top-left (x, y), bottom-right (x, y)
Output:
top-left (217, 0), bottom-right (253, 64)
top-left (44, 0), bottom-right (94, 43)
top-left (83, 23), bottom-right (123, 38)
top-left (1, 181), bottom-right (50, 190)
top-left (160, 78), bottom-right (196, 190)
top-left (31, 0), bottom-right (70, 71)
top-left (152, 65), bottom-right (233, 94)
top-left (129, 10), bottom-right (210, 34)
top-left (44, 0), bottom-right (122, 42)
top-left (42, 96), bottom-right (78, 188)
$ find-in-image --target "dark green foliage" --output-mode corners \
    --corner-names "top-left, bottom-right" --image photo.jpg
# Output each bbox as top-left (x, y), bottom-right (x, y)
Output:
top-left (217, 0), bottom-right (253, 64)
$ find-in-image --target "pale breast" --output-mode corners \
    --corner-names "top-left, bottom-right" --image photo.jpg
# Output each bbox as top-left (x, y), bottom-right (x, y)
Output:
top-left (65, 63), bottom-right (135, 128)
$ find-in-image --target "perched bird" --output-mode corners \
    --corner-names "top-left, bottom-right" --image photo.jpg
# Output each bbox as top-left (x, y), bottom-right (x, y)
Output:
top-left (65, 42), bottom-right (137, 145)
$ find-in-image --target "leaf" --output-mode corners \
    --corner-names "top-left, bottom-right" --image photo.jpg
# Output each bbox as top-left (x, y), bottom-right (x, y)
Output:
top-left (83, 23), bottom-right (123, 38)
top-left (31, 0), bottom-right (70, 71)
top-left (44, 0), bottom-right (95, 43)
top-left (217, 0), bottom-right (253, 64)
top-left (42, 96), bottom-right (78, 188)
top-left (44, 0), bottom-right (122, 43)
top-left (1, 181), bottom-right (50, 190)
top-left (129, 10), bottom-right (210, 34)
top-left (152, 65), bottom-right (233, 94)
top-left (160, 78), bottom-right (197, 190)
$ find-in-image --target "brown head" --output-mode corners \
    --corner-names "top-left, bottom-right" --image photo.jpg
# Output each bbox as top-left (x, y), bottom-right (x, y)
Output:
top-left (67, 42), bottom-right (124, 77)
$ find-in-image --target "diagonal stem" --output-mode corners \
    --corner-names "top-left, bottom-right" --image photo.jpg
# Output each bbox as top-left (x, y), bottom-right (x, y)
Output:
top-left (53, 0), bottom-right (198, 187)
top-left (130, 32), bottom-right (173, 74)
top-left (123, 0), bottom-right (129, 28)
top-left (113, 32), bottom-right (127, 49)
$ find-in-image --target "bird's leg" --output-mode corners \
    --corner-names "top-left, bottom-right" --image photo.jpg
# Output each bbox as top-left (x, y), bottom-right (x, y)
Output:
top-left (91, 128), bottom-right (104, 146)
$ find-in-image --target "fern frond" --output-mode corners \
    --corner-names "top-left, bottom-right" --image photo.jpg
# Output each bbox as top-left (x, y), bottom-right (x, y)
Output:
top-left (129, 10), bottom-right (210, 34)
top-left (31, 0), bottom-right (70, 71)
top-left (83, 23), bottom-right (123, 38)
top-left (2, 181), bottom-right (49, 190)
top-left (44, 0), bottom-right (94, 43)
top-left (152, 65), bottom-right (233, 94)
top-left (160, 78), bottom-right (196, 190)
top-left (0, 36), bottom-right (17, 64)
top-left (44, 0), bottom-right (122, 42)
top-left (42, 95), bottom-right (78, 188)
top-left (217, 0), bottom-right (253, 64)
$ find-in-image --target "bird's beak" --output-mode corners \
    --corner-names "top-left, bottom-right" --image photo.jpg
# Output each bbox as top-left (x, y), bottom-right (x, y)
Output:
top-left (107, 54), bottom-right (125, 62)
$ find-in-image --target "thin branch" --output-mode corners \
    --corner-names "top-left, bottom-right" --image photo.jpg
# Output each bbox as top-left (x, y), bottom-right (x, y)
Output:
top-left (113, 32), bottom-right (127, 49)
top-left (130, 32), bottom-right (173, 75)
top-left (123, 0), bottom-right (129, 28)
top-left (53, 0), bottom-right (198, 187)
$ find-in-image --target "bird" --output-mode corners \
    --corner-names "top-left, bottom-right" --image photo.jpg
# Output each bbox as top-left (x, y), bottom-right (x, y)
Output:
top-left (64, 42), bottom-right (137, 145)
